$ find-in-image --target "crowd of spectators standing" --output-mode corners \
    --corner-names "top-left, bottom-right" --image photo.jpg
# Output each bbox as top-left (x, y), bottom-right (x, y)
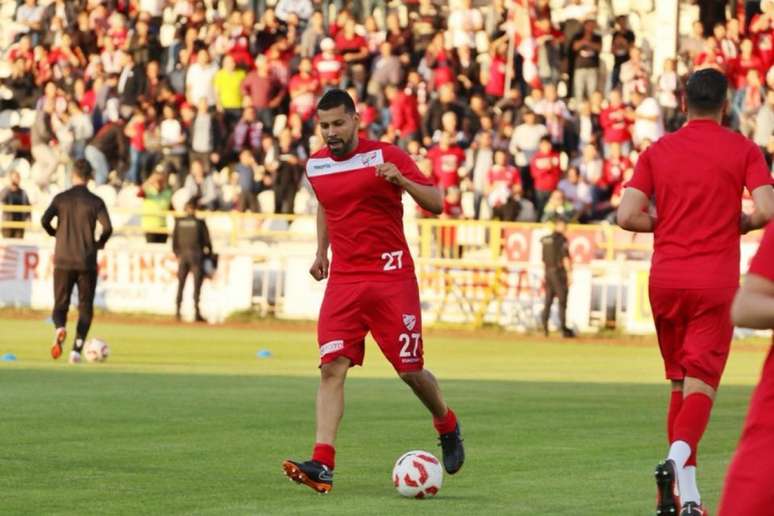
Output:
top-left (1, 0), bottom-right (773, 239)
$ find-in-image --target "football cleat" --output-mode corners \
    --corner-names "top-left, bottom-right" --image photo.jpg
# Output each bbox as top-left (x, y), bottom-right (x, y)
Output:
top-left (51, 327), bottom-right (66, 359)
top-left (655, 460), bottom-right (681, 515)
top-left (438, 423), bottom-right (465, 475)
top-left (681, 502), bottom-right (709, 516)
top-left (68, 350), bottom-right (81, 364)
top-left (282, 459), bottom-right (333, 494)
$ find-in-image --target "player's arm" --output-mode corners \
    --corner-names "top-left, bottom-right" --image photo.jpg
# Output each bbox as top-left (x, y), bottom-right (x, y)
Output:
top-left (40, 197), bottom-right (58, 236)
top-left (376, 163), bottom-right (442, 214)
top-left (616, 187), bottom-right (656, 232)
top-left (309, 204), bottom-right (330, 281)
top-left (96, 201), bottom-right (113, 249)
top-left (731, 274), bottom-right (774, 329)
top-left (741, 185), bottom-right (774, 234)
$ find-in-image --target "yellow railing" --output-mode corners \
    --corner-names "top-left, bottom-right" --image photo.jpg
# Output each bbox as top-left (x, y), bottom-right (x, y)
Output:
top-left (1, 203), bottom-right (655, 258)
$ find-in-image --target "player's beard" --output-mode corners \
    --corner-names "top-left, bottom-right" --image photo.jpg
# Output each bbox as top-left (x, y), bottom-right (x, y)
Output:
top-left (327, 129), bottom-right (356, 157)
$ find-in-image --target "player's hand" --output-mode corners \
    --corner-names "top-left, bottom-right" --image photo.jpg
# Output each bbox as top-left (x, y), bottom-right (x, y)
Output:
top-left (375, 163), bottom-right (405, 186)
top-left (309, 253), bottom-right (329, 281)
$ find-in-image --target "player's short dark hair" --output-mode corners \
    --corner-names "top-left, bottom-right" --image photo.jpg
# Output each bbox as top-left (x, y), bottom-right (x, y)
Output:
top-left (316, 88), bottom-right (356, 114)
top-left (685, 68), bottom-right (728, 115)
top-left (72, 159), bottom-right (92, 180)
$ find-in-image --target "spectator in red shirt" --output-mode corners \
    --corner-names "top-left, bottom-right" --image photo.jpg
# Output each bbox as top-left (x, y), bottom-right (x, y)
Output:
top-left (599, 89), bottom-right (633, 155)
top-left (530, 136), bottom-right (562, 218)
top-left (730, 39), bottom-right (765, 90)
top-left (335, 19), bottom-right (370, 70)
top-left (288, 57), bottom-right (320, 122)
top-left (312, 37), bottom-right (345, 88)
top-left (749, 3), bottom-right (774, 69)
top-left (486, 149), bottom-right (520, 210)
top-left (603, 142), bottom-right (633, 193)
top-left (427, 132), bottom-right (466, 192)
top-left (386, 85), bottom-right (421, 144)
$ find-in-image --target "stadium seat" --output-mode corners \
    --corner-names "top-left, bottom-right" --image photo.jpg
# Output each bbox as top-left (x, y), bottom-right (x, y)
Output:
top-left (171, 188), bottom-right (191, 212)
top-left (0, 152), bottom-right (13, 173)
top-left (258, 190), bottom-right (275, 213)
top-left (0, 110), bottom-right (20, 129)
top-left (95, 184), bottom-right (118, 207)
top-left (206, 213), bottom-right (234, 235)
top-left (18, 109), bottom-right (36, 129)
top-left (0, 128), bottom-right (13, 145)
top-left (11, 157), bottom-right (30, 179)
top-left (117, 184), bottom-right (142, 208)
top-left (262, 218), bottom-right (289, 232)
top-left (293, 188), bottom-right (312, 214)
top-left (288, 217), bottom-right (315, 236)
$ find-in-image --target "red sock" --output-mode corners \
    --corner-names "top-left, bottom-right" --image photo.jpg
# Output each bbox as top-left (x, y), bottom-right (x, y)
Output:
top-left (433, 407), bottom-right (457, 435)
top-left (672, 393), bottom-right (713, 464)
top-left (312, 443), bottom-right (335, 470)
top-left (667, 390), bottom-right (684, 444)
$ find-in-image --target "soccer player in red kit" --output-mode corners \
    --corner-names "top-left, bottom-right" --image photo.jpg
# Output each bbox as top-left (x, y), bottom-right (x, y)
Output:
top-left (719, 222), bottom-right (774, 515)
top-left (282, 89), bottom-right (465, 493)
top-left (617, 68), bottom-right (774, 516)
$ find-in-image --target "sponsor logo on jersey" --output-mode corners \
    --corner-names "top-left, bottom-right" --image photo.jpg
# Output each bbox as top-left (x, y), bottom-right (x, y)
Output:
top-left (306, 149), bottom-right (385, 177)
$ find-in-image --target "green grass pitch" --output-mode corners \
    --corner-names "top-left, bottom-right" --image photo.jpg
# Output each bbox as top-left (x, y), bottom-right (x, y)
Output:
top-left (0, 317), bottom-right (769, 515)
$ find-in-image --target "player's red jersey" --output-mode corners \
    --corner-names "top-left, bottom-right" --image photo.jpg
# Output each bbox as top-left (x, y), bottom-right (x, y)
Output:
top-left (628, 119), bottom-right (772, 289)
top-left (306, 138), bottom-right (433, 285)
top-left (718, 223), bottom-right (774, 515)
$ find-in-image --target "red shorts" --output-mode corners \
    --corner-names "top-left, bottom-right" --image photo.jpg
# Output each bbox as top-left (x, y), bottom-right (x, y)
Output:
top-left (317, 278), bottom-right (424, 373)
top-left (649, 285), bottom-right (736, 390)
top-left (719, 346), bottom-right (774, 515)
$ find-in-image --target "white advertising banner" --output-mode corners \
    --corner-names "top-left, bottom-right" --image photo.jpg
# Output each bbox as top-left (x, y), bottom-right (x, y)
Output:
top-left (0, 242), bottom-right (253, 321)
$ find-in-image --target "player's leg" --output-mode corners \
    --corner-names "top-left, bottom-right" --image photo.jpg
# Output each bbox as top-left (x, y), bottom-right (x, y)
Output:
top-left (649, 286), bottom-right (687, 515)
top-left (283, 283), bottom-right (367, 493)
top-left (51, 268), bottom-right (77, 359)
top-left (175, 258), bottom-right (191, 320)
top-left (666, 287), bottom-right (735, 514)
top-left (366, 279), bottom-right (465, 475)
top-left (718, 349), bottom-right (774, 515)
top-left (542, 271), bottom-right (556, 336)
top-left (70, 269), bottom-right (98, 363)
top-left (191, 260), bottom-right (205, 322)
top-left (556, 271), bottom-right (573, 337)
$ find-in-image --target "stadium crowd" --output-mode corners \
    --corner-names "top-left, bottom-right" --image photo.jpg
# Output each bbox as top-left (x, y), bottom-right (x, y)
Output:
top-left (1, 0), bottom-right (774, 234)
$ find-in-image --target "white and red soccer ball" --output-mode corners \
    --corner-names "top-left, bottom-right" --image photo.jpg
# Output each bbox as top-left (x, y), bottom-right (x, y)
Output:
top-left (84, 338), bottom-right (110, 363)
top-left (392, 450), bottom-right (443, 498)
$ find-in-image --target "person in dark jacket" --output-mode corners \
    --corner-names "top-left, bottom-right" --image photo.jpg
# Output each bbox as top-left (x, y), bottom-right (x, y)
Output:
top-left (0, 170), bottom-right (31, 239)
top-left (540, 217), bottom-right (575, 338)
top-left (172, 197), bottom-right (212, 322)
top-left (84, 114), bottom-right (127, 185)
top-left (41, 159), bottom-right (113, 364)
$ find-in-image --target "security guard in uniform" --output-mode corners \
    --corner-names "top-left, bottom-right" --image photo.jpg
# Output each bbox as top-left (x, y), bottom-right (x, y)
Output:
top-left (172, 197), bottom-right (212, 322)
top-left (540, 217), bottom-right (575, 338)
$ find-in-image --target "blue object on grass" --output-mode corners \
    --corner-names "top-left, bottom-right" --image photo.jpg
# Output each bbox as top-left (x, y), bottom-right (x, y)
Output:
top-left (1, 353), bottom-right (17, 361)
top-left (257, 349), bottom-right (272, 359)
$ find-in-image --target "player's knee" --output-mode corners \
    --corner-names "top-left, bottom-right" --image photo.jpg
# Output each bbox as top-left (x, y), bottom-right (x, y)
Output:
top-left (320, 357), bottom-right (349, 382)
top-left (399, 370), bottom-right (423, 387)
top-left (683, 376), bottom-right (716, 400)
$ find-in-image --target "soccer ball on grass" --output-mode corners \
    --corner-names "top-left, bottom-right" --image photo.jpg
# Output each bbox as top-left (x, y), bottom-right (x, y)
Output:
top-left (83, 338), bottom-right (110, 363)
top-left (392, 450), bottom-right (443, 498)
